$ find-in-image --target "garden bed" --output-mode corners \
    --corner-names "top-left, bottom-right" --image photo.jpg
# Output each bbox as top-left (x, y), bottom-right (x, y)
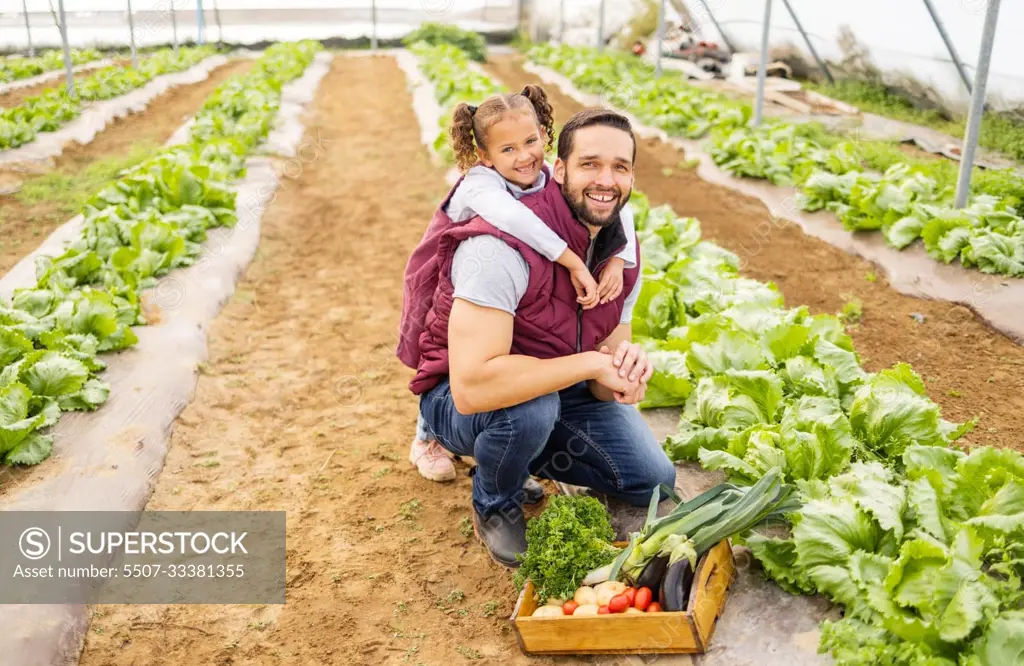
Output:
top-left (0, 52), bottom-right (228, 166)
top-left (0, 58), bottom-right (252, 275)
top-left (0, 47), bottom-right (329, 666)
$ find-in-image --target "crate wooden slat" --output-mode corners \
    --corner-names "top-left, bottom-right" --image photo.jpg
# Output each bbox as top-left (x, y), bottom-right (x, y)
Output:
top-left (510, 539), bottom-right (735, 655)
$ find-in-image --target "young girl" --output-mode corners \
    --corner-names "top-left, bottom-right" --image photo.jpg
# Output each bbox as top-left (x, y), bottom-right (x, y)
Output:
top-left (409, 84), bottom-right (638, 482)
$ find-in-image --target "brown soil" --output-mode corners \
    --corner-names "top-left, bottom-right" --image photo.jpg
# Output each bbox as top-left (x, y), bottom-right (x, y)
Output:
top-left (897, 141), bottom-right (945, 161)
top-left (0, 58), bottom-right (251, 276)
top-left (1, 70), bottom-right (87, 109)
top-left (484, 54), bottom-right (1024, 452)
top-left (78, 55), bottom-right (563, 666)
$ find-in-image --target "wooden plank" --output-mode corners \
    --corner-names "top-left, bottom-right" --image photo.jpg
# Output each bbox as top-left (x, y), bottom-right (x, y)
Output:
top-left (765, 90), bottom-right (813, 114)
top-left (514, 581), bottom-right (538, 618)
top-left (800, 88), bottom-right (861, 115)
top-left (514, 611), bottom-right (700, 654)
top-left (689, 540), bottom-right (736, 649)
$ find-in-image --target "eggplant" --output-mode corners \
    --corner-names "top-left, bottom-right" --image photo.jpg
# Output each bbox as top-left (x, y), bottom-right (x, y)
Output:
top-left (634, 554), bottom-right (668, 590)
top-left (659, 559), bottom-right (694, 612)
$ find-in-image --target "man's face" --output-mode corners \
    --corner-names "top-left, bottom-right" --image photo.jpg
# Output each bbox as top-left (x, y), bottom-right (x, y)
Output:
top-left (553, 125), bottom-right (635, 231)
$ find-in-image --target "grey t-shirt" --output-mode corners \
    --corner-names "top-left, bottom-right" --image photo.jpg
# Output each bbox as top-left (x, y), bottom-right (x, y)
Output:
top-left (452, 235), bottom-right (642, 324)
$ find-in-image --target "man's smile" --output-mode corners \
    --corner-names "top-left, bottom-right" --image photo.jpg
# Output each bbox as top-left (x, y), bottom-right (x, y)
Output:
top-left (585, 189), bottom-right (619, 209)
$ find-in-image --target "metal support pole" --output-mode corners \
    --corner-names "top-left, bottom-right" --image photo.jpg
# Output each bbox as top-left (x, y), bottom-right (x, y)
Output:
top-left (597, 0), bottom-right (606, 51)
top-left (22, 0), bottom-right (35, 57)
top-left (213, 0), bottom-right (223, 46)
top-left (693, 0), bottom-right (736, 53)
top-left (371, 0), bottom-right (378, 50)
top-left (779, 0), bottom-right (832, 84)
top-left (921, 0), bottom-right (972, 95)
top-left (753, 0), bottom-right (772, 125)
top-left (559, 0), bottom-right (565, 44)
top-left (170, 1), bottom-right (179, 56)
top-left (57, 0), bottom-right (75, 95)
top-left (954, 0), bottom-right (1001, 208)
top-left (197, 0), bottom-right (205, 45)
top-left (127, 0), bottom-right (138, 68)
top-left (655, 0), bottom-right (666, 77)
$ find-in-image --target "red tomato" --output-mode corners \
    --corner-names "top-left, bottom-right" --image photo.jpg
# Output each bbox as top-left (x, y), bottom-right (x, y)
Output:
top-left (623, 587), bottom-right (636, 605)
top-left (608, 594), bottom-right (630, 614)
top-left (647, 602), bottom-right (663, 613)
top-left (634, 587), bottom-right (652, 611)
top-left (598, 606), bottom-right (610, 614)
top-left (562, 600), bottom-right (578, 615)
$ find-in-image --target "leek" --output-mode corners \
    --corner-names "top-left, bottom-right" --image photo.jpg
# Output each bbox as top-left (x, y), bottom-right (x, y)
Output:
top-left (611, 468), bottom-right (798, 583)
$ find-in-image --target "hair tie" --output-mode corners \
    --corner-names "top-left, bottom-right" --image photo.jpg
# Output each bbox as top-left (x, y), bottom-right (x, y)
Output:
top-left (468, 105), bottom-right (478, 115)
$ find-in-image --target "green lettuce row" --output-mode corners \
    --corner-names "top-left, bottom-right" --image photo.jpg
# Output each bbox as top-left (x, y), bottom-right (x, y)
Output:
top-left (527, 44), bottom-right (1024, 278)
top-left (797, 161), bottom-right (1024, 276)
top-left (626, 191), bottom-right (1024, 664)
top-left (402, 23), bottom-right (487, 63)
top-left (408, 42), bottom-right (505, 163)
top-left (0, 41), bottom-right (322, 467)
top-left (627, 191), bottom-right (974, 478)
top-left (747, 450), bottom-right (1024, 666)
top-left (1, 46), bottom-right (215, 151)
top-left (0, 48), bottom-right (101, 84)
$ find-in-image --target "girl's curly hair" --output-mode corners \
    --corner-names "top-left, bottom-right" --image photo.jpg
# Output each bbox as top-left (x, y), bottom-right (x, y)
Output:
top-left (447, 84), bottom-right (556, 174)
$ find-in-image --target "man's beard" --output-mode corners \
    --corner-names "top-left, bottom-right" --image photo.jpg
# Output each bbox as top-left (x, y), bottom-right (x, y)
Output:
top-left (561, 180), bottom-right (630, 229)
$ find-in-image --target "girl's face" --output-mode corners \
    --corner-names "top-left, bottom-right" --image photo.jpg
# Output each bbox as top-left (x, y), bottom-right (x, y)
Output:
top-left (477, 111), bottom-right (546, 189)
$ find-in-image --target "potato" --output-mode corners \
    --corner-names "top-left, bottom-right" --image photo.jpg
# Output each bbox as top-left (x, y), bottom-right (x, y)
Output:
top-left (595, 581), bottom-right (626, 607)
top-left (594, 581), bottom-right (626, 595)
top-left (572, 604), bottom-right (600, 616)
top-left (531, 605), bottom-right (564, 618)
top-left (573, 586), bottom-right (597, 606)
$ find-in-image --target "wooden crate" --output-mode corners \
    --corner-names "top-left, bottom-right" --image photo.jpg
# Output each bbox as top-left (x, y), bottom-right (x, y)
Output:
top-left (509, 539), bottom-right (735, 655)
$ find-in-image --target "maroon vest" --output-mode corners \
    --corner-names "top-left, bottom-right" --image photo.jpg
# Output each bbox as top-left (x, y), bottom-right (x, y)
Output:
top-left (397, 171), bottom-right (640, 395)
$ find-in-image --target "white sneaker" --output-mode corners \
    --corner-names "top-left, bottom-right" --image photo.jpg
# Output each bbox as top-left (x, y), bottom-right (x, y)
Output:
top-left (409, 438), bottom-right (456, 482)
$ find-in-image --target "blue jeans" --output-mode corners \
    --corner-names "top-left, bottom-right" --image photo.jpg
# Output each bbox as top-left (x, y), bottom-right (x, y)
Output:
top-left (419, 378), bottom-right (677, 517)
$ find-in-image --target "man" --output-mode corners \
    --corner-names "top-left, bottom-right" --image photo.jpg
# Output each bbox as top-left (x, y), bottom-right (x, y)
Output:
top-left (399, 109), bottom-right (676, 567)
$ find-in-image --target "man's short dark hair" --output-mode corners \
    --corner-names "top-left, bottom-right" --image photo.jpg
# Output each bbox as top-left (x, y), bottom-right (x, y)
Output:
top-left (557, 108), bottom-right (637, 164)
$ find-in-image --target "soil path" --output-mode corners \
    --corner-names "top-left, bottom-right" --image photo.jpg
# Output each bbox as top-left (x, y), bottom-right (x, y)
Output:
top-left (0, 58), bottom-right (252, 276)
top-left (78, 54), bottom-right (565, 666)
top-left (485, 54), bottom-right (1024, 453)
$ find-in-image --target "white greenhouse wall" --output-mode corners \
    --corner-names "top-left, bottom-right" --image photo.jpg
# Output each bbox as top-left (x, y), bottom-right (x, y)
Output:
top-left (528, 0), bottom-right (1024, 111)
top-left (3, 0), bottom-right (1022, 111)
top-left (678, 0), bottom-right (1024, 111)
top-left (0, 1), bottom-right (518, 50)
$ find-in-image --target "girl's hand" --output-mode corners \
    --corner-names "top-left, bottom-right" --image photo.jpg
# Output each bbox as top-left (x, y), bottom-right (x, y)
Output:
top-left (571, 267), bottom-right (600, 310)
top-left (598, 258), bottom-right (625, 304)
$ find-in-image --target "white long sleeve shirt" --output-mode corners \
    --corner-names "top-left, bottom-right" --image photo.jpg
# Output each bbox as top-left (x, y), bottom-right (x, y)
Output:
top-left (445, 165), bottom-right (638, 268)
